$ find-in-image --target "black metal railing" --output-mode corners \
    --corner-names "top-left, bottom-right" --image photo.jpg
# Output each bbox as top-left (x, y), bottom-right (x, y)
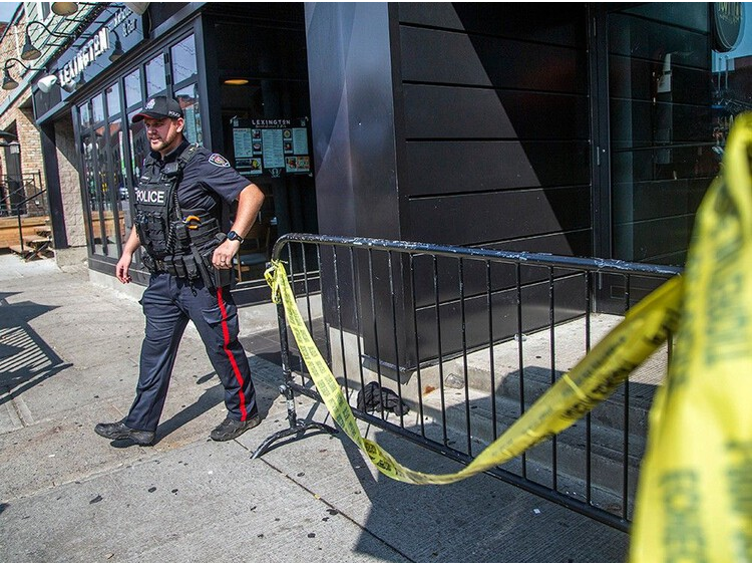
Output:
top-left (257, 233), bottom-right (682, 532)
top-left (0, 172), bottom-right (45, 218)
top-left (1, 172), bottom-right (48, 254)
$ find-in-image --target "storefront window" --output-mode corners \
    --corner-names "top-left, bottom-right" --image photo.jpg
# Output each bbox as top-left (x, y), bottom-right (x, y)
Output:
top-left (91, 94), bottom-right (105, 124)
top-left (608, 3), bottom-right (749, 266)
top-left (175, 84), bottom-right (202, 145)
top-left (128, 111), bottom-right (148, 179)
top-left (77, 84), bottom-right (124, 258)
top-left (81, 132), bottom-right (106, 256)
top-left (125, 68), bottom-right (142, 108)
top-left (95, 124), bottom-right (116, 257)
top-left (107, 84), bottom-right (125, 257)
top-left (172, 34), bottom-right (197, 84)
top-left (76, 29), bottom-right (204, 270)
top-left (106, 83), bottom-right (121, 118)
top-left (145, 54), bottom-right (167, 96)
top-left (110, 118), bottom-right (128, 244)
top-left (79, 102), bottom-right (91, 130)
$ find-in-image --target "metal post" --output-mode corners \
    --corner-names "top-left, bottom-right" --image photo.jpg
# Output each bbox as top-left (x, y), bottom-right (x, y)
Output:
top-left (251, 256), bottom-right (338, 459)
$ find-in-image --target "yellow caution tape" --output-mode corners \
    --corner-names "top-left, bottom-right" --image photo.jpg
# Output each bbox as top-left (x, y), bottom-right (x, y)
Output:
top-left (266, 255), bottom-right (682, 485)
top-left (629, 115), bottom-right (752, 561)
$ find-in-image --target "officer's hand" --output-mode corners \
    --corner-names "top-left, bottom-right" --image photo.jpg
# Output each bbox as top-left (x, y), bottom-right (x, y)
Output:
top-left (213, 240), bottom-right (239, 270)
top-left (116, 254), bottom-right (132, 283)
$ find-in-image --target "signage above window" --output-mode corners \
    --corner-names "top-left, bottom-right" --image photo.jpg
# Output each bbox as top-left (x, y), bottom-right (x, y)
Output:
top-left (53, 6), bottom-right (146, 96)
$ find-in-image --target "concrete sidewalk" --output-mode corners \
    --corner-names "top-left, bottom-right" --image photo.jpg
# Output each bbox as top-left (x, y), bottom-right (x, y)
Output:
top-left (0, 254), bottom-right (629, 562)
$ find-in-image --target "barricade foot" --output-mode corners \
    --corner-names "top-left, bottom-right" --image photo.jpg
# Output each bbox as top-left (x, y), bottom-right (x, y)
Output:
top-left (251, 420), bottom-right (338, 459)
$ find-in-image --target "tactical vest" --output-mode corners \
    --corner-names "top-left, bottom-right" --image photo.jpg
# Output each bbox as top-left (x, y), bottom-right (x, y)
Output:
top-left (134, 145), bottom-right (226, 288)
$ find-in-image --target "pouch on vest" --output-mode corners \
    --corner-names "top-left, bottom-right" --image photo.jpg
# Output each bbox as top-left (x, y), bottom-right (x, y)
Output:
top-left (183, 256), bottom-right (199, 280)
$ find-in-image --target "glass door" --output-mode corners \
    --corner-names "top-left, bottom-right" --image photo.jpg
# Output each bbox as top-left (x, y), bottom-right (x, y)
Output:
top-left (607, 3), bottom-right (716, 268)
top-left (590, 3), bottom-right (750, 310)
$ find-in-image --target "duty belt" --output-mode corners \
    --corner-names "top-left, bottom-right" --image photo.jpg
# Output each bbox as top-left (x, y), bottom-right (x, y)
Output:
top-left (142, 232), bottom-right (230, 290)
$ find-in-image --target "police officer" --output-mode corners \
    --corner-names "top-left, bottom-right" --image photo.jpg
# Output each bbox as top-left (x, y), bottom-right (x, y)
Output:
top-left (95, 96), bottom-right (265, 445)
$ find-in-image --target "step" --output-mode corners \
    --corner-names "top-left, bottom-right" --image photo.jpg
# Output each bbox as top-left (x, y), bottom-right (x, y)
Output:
top-left (438, 313), bottom-right (667, 439)
top-left (413, 406), bottom-right (632, 517)
top-left (447, 360), bottom-right (659, 441)
top-left (342, 379), bottom-right (638, 517)
top-left (23, 236), bottom-right (50, 246)
top-left (8, 243), bottom-right (53, 260)
top-left (8, 244), bottom-right (33, 257)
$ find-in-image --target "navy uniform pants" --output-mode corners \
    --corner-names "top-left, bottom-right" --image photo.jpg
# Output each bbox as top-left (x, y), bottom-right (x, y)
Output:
top-left (125, 273), bottom-right (258, 432)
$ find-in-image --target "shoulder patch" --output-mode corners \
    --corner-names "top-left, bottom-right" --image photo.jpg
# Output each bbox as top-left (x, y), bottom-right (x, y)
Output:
top-left (208, 153), bottom-right (230, 168)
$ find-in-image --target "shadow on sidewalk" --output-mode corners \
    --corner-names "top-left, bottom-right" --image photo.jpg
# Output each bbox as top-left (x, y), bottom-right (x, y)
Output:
top-left (336, 423), bottom-right (629, 563)
top-left (151, 357), bottom-right (279, 445)
top-left (0, 294), bottom-right (72, 409)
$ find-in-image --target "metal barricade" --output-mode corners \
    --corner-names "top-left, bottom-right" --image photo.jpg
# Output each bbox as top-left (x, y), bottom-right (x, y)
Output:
top-left (254, 233), bottom-right (682, 532)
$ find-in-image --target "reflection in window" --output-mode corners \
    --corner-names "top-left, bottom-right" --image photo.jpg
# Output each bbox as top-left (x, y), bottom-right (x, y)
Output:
top-left (106, 82), bottom-right (121, 118)
top-left (79, 102), bottom-right (91, 129)
top-left (712, 3), bottom-right (751, 152)
top-left (95, 124), bottom-right (114, 255)
top-left (125, 68), bottom-right (142, 108)
top-left (172, 35), bottom-right (197, 84)
top-left (145, 54), bottom-right (167, 96)
top-left (109, 119), bottom-right (127, 254)
top-left (82, 133), bottom-right (105, 255)
top-left (129, 111), bottom-right (148, 179)
top-left (175, 84), bottom-right (202, 145)
top-left (92, 94), bottom-right (105, 123)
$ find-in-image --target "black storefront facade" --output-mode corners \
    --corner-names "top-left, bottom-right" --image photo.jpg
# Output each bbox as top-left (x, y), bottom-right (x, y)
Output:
top-left (33, 3), bottom-right (748, 368)
top-left (304, 3), bottom-right (745, 371)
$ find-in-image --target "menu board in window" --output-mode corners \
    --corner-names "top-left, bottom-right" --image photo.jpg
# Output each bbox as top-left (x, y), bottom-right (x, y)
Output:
top-left (232, 117), bottom-right (311, 178)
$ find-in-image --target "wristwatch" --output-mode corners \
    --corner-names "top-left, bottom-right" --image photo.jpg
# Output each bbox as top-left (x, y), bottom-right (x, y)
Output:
top-left (227, 230), bottom-right (244, 244)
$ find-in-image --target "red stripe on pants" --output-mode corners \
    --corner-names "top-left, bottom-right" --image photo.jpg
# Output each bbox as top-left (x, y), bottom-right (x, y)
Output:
top-left (217, 287), bottom-right (247, 420)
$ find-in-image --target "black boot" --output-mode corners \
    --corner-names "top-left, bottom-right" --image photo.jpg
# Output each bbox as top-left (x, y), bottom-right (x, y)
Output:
top-left (210, 415), bottom-right (261, 441)
top-left (95, 420), bottom-right (155, 446)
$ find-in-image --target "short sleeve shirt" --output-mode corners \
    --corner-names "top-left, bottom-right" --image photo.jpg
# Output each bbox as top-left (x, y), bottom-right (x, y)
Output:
top-left (152, 140), bottom-right (249, 213)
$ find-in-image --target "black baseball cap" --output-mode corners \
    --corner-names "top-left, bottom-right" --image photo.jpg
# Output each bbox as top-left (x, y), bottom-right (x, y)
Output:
top-left (131, 96), bottom-right (184, 123)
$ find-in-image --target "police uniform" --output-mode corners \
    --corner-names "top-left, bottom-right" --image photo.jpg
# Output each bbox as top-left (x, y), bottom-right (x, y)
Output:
top-left (124, 138), bottom-right (259, 434)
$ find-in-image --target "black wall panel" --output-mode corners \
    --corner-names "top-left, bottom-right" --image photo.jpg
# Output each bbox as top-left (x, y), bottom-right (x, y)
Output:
top-left (404, 85), bottom-right (590, 141)
top-left (397, 4), bottom-right (590, 254)
top-left (413, 275), bottom-right (588, 365)
top-left (404, 141), bottom-right (590, 197)
top-left (398, 3), bottom-right (586, 48)
top-left (400, 26), bottom-right (587, 93)
top-left (389, 4), bottom-right (591, 368)
top-left (406, 186), bottom-right (591, 246)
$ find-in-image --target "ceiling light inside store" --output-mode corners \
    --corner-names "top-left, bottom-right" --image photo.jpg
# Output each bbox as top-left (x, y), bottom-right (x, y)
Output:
top-left (224, 79), bottom-right (250, 86)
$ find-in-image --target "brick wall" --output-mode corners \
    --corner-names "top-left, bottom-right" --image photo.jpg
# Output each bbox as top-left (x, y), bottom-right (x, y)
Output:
top-left (55, 117), bottom-right (86, 248)
top-left (0, 10), bottom-right (44, 210)
top-left (0, 101), bottom-right (46, 215)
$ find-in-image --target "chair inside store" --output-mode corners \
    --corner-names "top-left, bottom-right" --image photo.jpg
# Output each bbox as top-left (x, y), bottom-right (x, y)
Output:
top-left (234, 220), bottom-right (271, 282)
